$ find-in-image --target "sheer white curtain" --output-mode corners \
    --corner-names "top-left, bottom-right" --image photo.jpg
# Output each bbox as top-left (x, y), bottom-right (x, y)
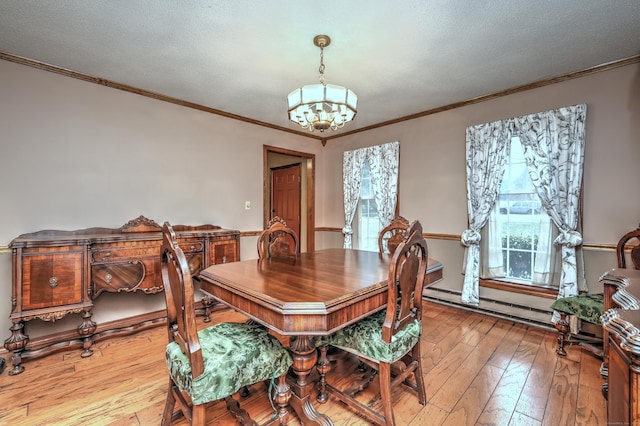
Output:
top-left (461, 122), bottom-right (511, 305)
top-left (368, 141), bottom-right (400, 227)
top-left (516, 104), bottom-right (588, 301)
top-left (342, 142), bottom-right (400, 248)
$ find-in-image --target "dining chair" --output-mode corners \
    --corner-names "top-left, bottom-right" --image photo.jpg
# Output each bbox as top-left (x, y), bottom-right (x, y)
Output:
top-left (551, 223), bottom-right (640, 356)
top-left (316, 220), bottom-right (428, 426)
top-left (378, 216), bottom-right (410, 254)
top-left (160, 222), bottom-right (293, 425)
top-left (257, 216), bottom-right (299, 259)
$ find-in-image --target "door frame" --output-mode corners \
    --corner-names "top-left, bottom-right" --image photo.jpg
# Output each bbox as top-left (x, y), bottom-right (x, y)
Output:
top-left (263, 145), bottom-right (315, 252)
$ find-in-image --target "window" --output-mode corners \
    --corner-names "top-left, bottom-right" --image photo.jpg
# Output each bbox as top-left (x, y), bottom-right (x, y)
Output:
top-left (463, 104), bottom-right (586, 306)
top-left (484, 136), bottom-right (554, 287)
top-left (356, 162), bottom-right (382, 251)
top-left (342, 141), bottom-right (399, 250)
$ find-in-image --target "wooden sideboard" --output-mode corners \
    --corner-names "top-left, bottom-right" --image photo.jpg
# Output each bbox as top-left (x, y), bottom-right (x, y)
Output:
top-left (3, 216), bottom-right (239, 375)
top-left (600, 268), bottom-right (640, 424)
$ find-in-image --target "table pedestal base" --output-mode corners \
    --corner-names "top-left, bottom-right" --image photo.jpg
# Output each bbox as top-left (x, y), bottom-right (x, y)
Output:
top-left (288, 335), bottom-right (333, 425)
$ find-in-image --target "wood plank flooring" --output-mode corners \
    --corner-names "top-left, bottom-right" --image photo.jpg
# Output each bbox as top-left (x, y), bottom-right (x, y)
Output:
top-left (0, 301), bottom-right (607, 425)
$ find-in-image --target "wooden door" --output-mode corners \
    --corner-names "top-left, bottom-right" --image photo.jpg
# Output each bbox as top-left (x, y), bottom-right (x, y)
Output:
top-left (271, 165), bottom-right (301, 247)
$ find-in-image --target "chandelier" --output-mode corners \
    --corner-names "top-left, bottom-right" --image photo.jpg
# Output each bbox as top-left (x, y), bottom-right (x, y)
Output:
top-left (287, 35), bottom-right (358, 132)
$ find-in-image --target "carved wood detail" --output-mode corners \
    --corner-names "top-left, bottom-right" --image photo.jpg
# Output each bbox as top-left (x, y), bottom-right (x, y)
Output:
top-left (4, 216), bottom-right (239, 375)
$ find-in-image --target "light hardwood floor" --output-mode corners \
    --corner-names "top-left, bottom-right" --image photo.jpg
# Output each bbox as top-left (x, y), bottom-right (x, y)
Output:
top-left (0, 301), bottom-right (607, 425)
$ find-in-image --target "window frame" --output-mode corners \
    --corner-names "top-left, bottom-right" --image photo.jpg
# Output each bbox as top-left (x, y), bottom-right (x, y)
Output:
top-left (482, 136), bottom-right (558, 290)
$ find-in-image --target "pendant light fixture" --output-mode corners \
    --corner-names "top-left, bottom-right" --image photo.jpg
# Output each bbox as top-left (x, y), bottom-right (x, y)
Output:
top-left (287, 35), bottom-right (358, 132)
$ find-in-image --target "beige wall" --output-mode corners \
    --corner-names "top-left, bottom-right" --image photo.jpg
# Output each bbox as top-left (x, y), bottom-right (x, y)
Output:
top-left (0, 58), bottom-right (638, 341)
top-left (0, 59), bottom-right (322, 337)
top-left (315, 61), bottom-right (640, 322)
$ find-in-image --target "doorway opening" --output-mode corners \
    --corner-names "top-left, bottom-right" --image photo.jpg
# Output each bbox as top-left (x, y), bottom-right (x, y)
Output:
top-left (263, 146), bottom-right (315, 252)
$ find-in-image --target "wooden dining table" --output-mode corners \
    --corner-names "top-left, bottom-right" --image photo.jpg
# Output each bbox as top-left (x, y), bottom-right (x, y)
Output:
top-left (198, 248), bottom-right (443, 425)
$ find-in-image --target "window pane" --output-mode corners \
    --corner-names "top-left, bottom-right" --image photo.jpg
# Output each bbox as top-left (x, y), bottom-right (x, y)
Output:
top-left (487, 136), bottom-right (553, 287)
top-left (360, 164), bottom-right (373, 198)
top-left (357, 162), bottom-right (381, 251)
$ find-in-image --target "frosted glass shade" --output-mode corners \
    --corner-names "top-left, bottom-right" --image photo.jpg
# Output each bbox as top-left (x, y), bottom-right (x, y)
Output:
top-left (287, 83), bottom-right (357, 132)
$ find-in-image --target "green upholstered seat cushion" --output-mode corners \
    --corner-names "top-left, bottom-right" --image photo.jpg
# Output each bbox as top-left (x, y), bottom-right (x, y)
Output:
top-left (316, 310), bottom-right (421, 364)
top-left (550, 293), bottom-right (604, 324)
top-left (165, 322), bottom-right (292, 405)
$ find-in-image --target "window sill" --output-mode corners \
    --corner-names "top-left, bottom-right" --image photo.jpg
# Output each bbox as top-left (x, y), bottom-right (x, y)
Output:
top-left (479, 278), bottom-right (558, 299)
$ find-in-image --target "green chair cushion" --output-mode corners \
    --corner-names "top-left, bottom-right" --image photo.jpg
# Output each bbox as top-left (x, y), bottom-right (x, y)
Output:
top-left (316, 310), bottom-right (421, 364)
top-left (550, 293), bottom-right (604, 324)
top-left (165, 322), bottom-right (292, 405)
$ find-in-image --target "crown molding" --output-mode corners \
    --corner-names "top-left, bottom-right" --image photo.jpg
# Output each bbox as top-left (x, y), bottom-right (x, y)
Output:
top-left (2, 51), bottom-right (638, 147)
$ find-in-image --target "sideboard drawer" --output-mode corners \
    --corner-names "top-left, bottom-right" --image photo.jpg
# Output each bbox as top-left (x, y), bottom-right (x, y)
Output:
top-left (92, 258), bottom-right (162, 297)
top-left (92, 244), bottom-right (159, 262)
top-left (22, 250), bottom-right (84, 310)
top-left (177, 239), bottom-right (204, 253)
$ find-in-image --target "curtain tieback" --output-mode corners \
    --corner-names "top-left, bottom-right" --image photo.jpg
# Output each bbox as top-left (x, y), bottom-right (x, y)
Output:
top-left (342, 226), bottom-right (353, 236)
top-left (554, 229), bottom-right (582, 247)
top-left (461, 229), bottom-right (481, 246)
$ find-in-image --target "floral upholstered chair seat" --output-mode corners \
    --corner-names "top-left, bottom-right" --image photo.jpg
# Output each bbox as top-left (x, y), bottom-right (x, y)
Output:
top-left (551, 293), bottom-right (604, 325)
top-left (166, 322), bottom-right (292, 405)
top-left (551, 293), bottom-right (604, 357)
top-left (316, 309), bottom-right (421, 364)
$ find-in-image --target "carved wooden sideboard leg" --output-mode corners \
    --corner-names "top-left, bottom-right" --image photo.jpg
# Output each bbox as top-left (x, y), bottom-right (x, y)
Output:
top-left (77, 310), bottom-right (97, 358)
top-left (4, 321), bottom-right (29, 375)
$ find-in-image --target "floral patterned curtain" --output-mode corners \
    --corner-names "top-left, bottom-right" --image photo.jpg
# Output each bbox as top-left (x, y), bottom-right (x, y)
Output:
top-left (342, 148), bottom-right (366, 248)
top-left (342, 141), bottom-right (400, 248)
top-left (368, 141), bottom-right (400, 227)
top-left (461, 121), bottom-right (512, 305)
top-left (516, 104), bottom-right (588, 303)
top-left (463, 104), bottom-right (587, 308)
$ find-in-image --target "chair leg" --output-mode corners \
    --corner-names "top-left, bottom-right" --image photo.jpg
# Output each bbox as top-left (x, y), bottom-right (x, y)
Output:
top-left (412, 345), bottom-right (426, 405)
top-left (224, 396), bottom-right (257, 425)
top-left (555, 313), bottom-right (569, 356)
top-left (191, 404), bottom-right (206, 426)
top-left (379, 362), bottom-right (395, 426)
top-left (161, 380), bottom-right (177, 426)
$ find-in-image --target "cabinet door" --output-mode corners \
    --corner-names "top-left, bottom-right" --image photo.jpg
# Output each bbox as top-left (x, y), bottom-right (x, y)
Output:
top-left (210, 239), bottom-right (238, 264)
top-left (608, 339), bottom-right (630, 425)
top-left (22, 251), bottom-right (84, 310)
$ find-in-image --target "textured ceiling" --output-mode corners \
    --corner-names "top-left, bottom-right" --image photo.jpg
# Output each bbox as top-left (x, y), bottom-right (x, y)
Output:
top-left (1, 1), bottom-right (639, 137)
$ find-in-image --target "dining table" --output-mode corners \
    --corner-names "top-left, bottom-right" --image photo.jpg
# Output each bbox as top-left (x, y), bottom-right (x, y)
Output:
top-left (198, 248), bottom-right (443, 425)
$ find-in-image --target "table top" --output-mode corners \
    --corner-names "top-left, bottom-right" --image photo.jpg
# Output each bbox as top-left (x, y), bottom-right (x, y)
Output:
top-left (198, 248), bottom-right (442, 335)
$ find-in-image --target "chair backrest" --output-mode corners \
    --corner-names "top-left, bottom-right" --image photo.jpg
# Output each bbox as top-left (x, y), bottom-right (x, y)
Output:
top-left (378, 216), bottom-right (410, 254)
top-left (617, 223), bottom-right (640, 269)
top-left (257, 216), bottom-right (299, 259)
top-left (161, 222), bottom-right (204, 377)
top-left (382, 220), bottom-right (428, 343)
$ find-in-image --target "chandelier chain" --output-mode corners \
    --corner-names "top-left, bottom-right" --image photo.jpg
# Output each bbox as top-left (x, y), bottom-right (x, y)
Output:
top-left (318, 45), bottom-right (325, 85)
